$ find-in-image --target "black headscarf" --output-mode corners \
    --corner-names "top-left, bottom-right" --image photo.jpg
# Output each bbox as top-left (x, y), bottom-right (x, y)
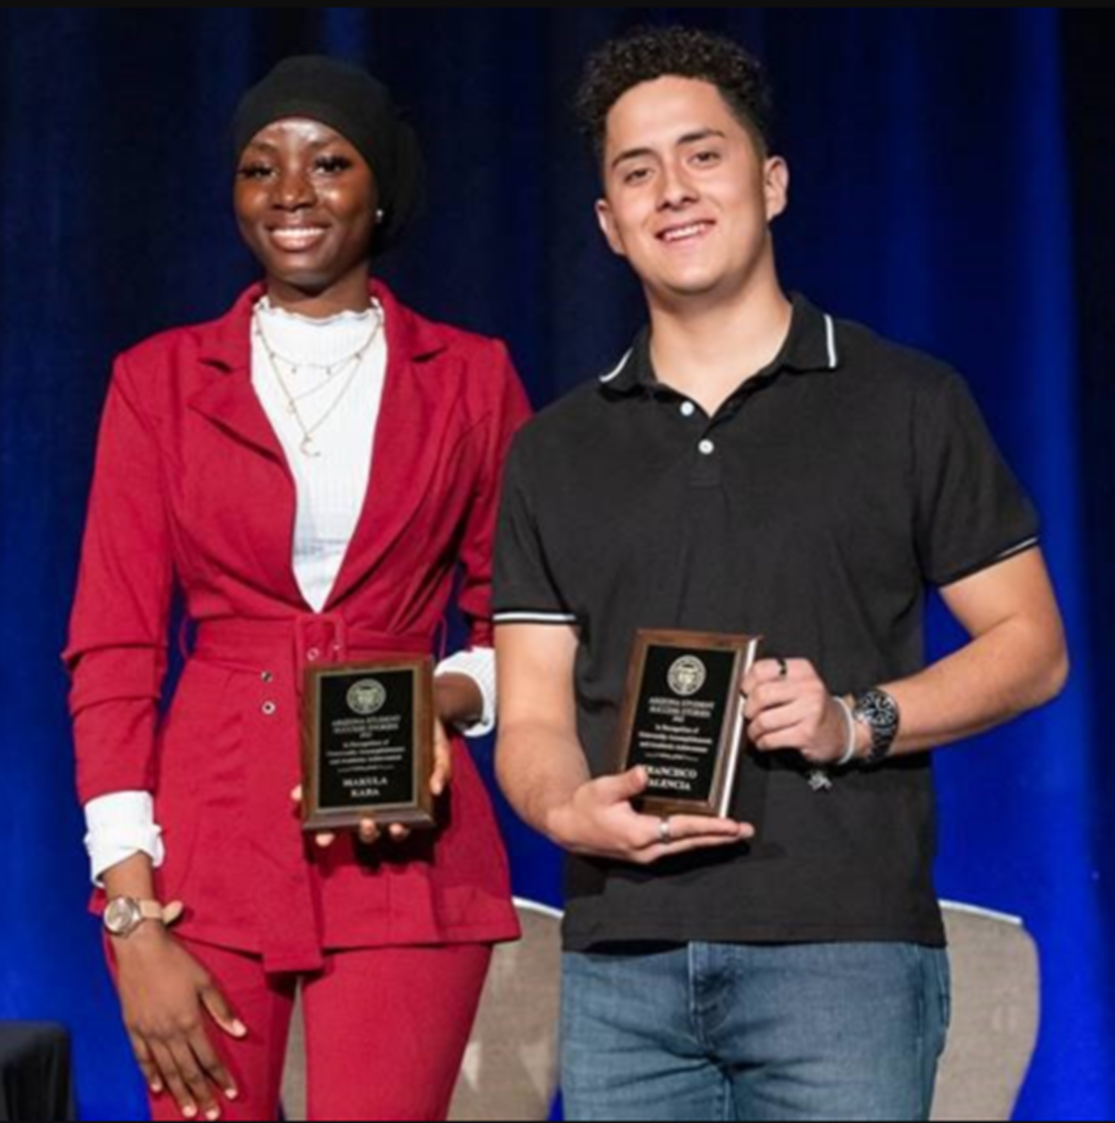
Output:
top-left (230, 55), bottom-right (426, 252)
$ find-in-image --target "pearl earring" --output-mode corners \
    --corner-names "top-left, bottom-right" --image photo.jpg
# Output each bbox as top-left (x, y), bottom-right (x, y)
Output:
top-left (375, 208), bottom-right (385, 223)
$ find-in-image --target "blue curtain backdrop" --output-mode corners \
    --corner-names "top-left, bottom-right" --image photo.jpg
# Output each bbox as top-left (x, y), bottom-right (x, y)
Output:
top-left (1, 8), bottom-right (1112, 1121)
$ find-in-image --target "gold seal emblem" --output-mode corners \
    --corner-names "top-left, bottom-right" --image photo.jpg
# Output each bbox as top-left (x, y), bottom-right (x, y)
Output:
top-left (668, 656), bottom-right (707, 697)
top-left (347, 679), bottom-right (387, 716)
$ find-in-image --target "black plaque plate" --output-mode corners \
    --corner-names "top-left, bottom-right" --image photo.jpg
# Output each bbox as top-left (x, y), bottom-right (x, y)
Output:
top-left (301, 658), bottom-right (436, 833)
top-left (616, 631), bottom-right (761, 817)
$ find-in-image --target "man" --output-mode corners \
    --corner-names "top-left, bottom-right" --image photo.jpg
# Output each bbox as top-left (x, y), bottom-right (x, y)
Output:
top-left (493, 26), bottom-right (1068, 1123)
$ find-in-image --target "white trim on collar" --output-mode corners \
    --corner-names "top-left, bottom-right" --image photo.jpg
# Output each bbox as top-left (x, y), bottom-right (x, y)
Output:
top-left (824, 314), bottom-right (839, 370)
top-left (599, 349), bottom-right (634, 384)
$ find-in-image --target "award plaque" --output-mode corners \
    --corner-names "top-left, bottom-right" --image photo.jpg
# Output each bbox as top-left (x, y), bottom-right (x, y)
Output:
top-left (616, 630), bottom-right (761, 818)
top-left (301, 657), bottom-right (436, 834)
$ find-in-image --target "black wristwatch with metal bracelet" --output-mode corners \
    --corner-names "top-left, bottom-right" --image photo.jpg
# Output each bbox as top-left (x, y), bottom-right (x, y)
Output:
top-left (851, 688), bottom-right (901, 766)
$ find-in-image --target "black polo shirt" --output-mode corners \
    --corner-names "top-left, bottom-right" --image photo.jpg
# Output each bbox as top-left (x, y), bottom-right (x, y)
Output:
top-left (493, 294), bottom-right (1040, 952)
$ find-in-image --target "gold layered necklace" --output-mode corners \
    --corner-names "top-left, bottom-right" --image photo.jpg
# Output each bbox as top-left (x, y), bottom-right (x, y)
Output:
top-left (253, 303), bottom-right (385, 459)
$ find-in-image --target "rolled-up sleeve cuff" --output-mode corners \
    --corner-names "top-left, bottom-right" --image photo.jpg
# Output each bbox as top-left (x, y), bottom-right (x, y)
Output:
top-left (84, 791), bottom-right (166, 887)
top-left (436, 647), bottom-right (497, 738)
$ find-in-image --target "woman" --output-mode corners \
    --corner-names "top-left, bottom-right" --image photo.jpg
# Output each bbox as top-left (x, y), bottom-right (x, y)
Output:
top-left (64, 56), bottom-right (529, 1122)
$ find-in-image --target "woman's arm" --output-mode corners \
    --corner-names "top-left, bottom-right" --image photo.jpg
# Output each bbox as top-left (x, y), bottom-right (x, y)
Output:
top-left (64, 353), bottom-right (242, 1121)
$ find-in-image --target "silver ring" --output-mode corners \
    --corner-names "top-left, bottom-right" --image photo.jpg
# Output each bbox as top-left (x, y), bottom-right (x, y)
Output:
top-left (658, 817), bottom-right (673, 844)
top-left (777, 657), bottom-right (789, 679)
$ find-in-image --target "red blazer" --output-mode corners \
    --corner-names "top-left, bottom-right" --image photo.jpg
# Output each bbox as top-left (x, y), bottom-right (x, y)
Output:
top-left (64, 282), bottom-right (530, 973)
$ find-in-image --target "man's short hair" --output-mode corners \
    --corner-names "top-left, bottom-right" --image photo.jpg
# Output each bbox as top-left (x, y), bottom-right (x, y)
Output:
top-left (575, 26), bottom-right (775, 163)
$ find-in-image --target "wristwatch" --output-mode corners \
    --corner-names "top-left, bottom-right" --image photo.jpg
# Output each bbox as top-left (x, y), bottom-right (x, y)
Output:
top-left (103, 897), bottom-right (184, 939)
top-left (851, 688), bottom-right (901, 766)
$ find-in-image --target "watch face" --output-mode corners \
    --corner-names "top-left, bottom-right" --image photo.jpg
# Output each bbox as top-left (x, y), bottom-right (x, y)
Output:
top-left (105, 898), bottom-right (140, 935)
top-left (864, 696), bottom-right (885, 723)
top-left (859, 691), bottom-right (896, 724)
top-left (855, 689), bottom-right (900, 761)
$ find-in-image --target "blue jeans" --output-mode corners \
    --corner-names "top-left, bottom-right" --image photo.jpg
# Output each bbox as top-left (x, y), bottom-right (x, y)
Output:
top-left (561, 942), bottom-right (950, 1122)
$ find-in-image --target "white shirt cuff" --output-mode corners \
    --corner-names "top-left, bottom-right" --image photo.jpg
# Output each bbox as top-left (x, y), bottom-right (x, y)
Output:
top-left (84, 791), bottom-right (166, 888)
top-left (435, 646), bottom-right (497, 738)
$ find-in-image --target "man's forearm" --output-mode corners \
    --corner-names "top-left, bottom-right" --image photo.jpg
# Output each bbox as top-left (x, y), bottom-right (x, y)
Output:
top-left (496, 721), bottom-right (592, 838)
top-left (875, 615), bottom-right (1068, 758)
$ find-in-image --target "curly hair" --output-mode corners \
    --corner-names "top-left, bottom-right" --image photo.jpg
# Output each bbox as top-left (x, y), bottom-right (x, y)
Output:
top-left (575, 26), bottom-right (774, 161)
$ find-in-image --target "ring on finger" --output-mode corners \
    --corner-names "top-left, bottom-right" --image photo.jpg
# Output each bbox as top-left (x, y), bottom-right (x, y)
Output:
top-left (658, 816), bottom-right (674, 845)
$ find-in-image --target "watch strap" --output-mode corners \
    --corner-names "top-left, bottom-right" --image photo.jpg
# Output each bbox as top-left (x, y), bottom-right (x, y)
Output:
top-left (137, 899), bottom-right (185, 926)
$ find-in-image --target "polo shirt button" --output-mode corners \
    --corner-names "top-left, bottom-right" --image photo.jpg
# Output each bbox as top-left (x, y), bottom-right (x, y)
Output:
top-left (262, 701), bottom-right (277, 717)
top-left (699, 439), bottom-right (716, 456)
top-left (261, 671), bottom-right (274, 683)
top-left (680, 401), bottom-right (697, 418)
top-left (307, 647), bottom-right (321, 662)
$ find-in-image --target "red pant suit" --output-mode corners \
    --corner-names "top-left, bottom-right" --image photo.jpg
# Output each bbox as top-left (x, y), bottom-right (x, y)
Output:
top-left (64, 281), bottom-right (529, 974)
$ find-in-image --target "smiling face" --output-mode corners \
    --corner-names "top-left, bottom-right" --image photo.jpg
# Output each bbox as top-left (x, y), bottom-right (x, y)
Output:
top-left (595, 76), bottom-right (788, 308)
top-left (234, 118), bottom-right (379, 312)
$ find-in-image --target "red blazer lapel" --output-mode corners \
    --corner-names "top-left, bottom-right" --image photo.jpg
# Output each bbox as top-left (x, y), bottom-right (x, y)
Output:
top-left (182, 284), bottom-right (304, 605)
top-left (187, 284), bottom-right (289, 463)
top-left (326, 283), bottom-right (455, 608)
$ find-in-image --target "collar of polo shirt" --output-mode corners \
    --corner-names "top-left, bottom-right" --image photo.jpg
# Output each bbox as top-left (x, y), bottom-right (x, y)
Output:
top-left (598, 293), bottom-right (841, 397)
